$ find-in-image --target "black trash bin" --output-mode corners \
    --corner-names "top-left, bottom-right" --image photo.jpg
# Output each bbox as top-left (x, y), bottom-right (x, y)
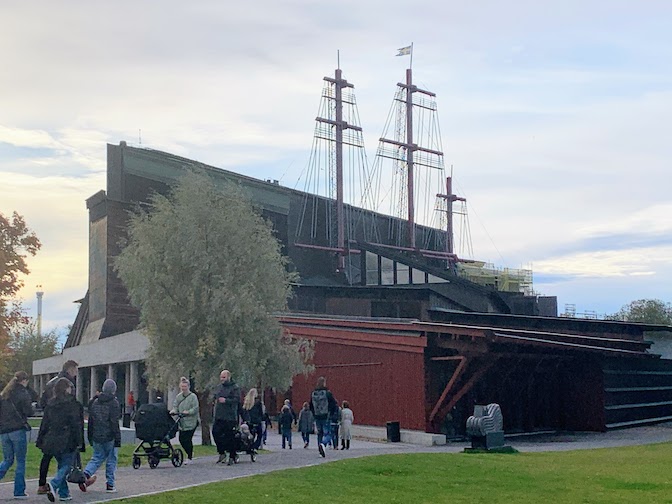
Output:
top-left (123, 413), bottom-right (131, 428)
top-left (386, 421), bottom-right (401, 442)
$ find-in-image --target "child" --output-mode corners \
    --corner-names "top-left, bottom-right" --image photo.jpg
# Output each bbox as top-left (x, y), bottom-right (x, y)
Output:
top-left (279, 405), bottom-right (293, 449)
top-left (340, 401), bottom-right (354, 450)
top-left (297, 402), bottom-right (315, 449)
top-left (330, 404), bottom-right (341, 449)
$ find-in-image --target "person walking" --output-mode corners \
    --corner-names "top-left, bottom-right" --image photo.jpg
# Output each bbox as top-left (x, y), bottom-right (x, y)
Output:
top-left (0, 371), bottom-right (34, 499)
top-left (309, 376), bottom-right (337, 458)
top-left (279, 405), bottom-right (293, 449)
top-left (297, 401), bottom-right (315, 449)
top-left (36, 377), bottom-right (85, 502)
top-left (37, 360), bottom-right (78, 496)
top-left (212, 370), bottom-right (240, 465)
top-left (340, 401), bottom-right (354, 450)
top-left (330, 403), bottom-right (342, 450)
top-left (241, 388), bottom-right (263, 450)
top-left (171, 377), bottom-right (199, 464)
top-left (81, 379), bottom-right (121, 493)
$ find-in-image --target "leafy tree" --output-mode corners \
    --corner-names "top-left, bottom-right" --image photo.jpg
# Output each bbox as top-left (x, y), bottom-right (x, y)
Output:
top-left (609, 299), bottom-right (672, 325)
top-left (115, 170), bottom-right (312, 443)
top-left (4, 322), bottom-right (60, 382)
top-left (0, 211), bottom-right (41, 372)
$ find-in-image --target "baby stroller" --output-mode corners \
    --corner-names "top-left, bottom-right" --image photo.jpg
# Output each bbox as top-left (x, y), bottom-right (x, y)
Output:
top-left (132, 403), bottom-right (184, 469)
top-left (233, 423), bottom-right (257, 463)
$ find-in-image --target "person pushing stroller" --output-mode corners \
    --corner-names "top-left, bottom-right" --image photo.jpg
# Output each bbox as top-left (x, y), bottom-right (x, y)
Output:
top-left (212, 370), bottom-right (241, 465)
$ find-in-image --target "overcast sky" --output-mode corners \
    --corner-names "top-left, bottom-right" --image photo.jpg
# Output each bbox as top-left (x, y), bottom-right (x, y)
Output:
top-left (1, 1), bottom-right (671, 334)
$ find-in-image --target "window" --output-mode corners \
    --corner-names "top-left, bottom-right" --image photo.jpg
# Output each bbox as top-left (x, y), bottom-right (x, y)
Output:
top-left (381, 257), bottom-right (394, 285)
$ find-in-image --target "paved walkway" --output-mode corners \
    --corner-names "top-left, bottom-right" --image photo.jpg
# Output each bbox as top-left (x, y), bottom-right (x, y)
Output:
top-left (3, 422), bottom-right (672, 502)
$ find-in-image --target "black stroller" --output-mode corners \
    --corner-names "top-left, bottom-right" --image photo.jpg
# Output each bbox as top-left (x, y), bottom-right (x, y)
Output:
top-left (233, 424), bottom-right (258, 463)
top-left (132, 403), bottom-right (184, 469)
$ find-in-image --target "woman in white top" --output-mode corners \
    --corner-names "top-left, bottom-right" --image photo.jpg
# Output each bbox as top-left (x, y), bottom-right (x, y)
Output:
top-left (340, 401), bottom-right (354, 450)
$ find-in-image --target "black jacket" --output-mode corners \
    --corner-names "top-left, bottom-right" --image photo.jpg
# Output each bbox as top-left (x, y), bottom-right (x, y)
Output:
top-left (88, 392), bottom-right (122, 447)
top-left (40, 371), bottom-right (76, 409)
top-left (243, 400), bottom-right (264, 426)
top-left (36, 395), bottom-right (85, 456)
top-left (213, 380), bottom-right (241, 422)
top-left (0, 385), bottom-right (34, 434)
top-left (279, 410), bottom-right (294, 430)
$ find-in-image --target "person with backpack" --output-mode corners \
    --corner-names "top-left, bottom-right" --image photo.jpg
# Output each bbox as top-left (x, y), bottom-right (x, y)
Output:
top-left (309, 376), bottom-right (337, 458)
top-left (36, 377), bottom-right (85, 502)
top-left (37, 360), bottom-right (78, 496)
top-left (170, 377), bottom-right (199, 464)
top-left (82, 379), bottom-right (121, 493)
top-left (0, 371), bottom-right (34, 499)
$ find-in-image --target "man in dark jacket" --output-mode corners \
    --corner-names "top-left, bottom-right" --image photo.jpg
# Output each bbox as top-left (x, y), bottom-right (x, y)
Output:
top-left (212, 370), bottom-right (240, 465)
top-left (82, 379), bottom-right (121, 493)
top-left (36, 377), bottom-right (85, 502)
top-left (37, 360), bottom-right (78, 495)
top-left (309, 376), bottom-right (338, 458)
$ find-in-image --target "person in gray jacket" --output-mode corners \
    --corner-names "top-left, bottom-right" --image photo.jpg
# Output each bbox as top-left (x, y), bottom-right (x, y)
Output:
top-left (297, 402), bottom-right (315, 449)
top-left (83, 379), bottom-right (121, 493)
top-left (212, 370), bottom-right (240, 465)
top-left (171, 377), bottom-right (199, 464)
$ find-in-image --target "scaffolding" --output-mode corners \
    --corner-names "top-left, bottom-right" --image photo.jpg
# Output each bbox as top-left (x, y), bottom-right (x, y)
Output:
top-left (456, 262), bottom-right (533, 295)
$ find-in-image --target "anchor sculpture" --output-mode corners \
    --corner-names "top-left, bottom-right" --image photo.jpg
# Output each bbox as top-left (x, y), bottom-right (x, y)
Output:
top-left (466, 403), bottom-right (505, 450)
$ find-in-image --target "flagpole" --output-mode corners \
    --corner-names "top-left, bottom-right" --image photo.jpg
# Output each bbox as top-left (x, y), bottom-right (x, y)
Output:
top-left (410, 42), bottom-right (414, 69)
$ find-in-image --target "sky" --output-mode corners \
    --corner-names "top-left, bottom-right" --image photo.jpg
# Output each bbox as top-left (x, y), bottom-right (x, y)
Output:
top-left (1, 0), bottom-right (671, 335)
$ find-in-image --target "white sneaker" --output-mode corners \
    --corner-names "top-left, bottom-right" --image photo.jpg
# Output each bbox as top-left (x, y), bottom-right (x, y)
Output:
top-left (183, 459), bottom-right (191, 465)
top-left (318, 443), bottom-right (326, 458)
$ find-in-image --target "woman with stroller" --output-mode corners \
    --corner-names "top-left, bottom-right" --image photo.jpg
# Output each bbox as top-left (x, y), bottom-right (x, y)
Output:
top-left (297, 401), bottom-right (315, 449)
top-left (0, 371), bottom-right (33, 499)
top-left (241, 388), bottom-right (263, 450)
top-left (36, 377), bottom-right (85, 502)
top-left (170, 377), bottom-right (200, 464)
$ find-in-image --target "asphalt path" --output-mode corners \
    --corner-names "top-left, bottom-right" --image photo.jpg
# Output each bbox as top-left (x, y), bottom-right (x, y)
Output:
top-left (2, 422), bottom-right (672, 502)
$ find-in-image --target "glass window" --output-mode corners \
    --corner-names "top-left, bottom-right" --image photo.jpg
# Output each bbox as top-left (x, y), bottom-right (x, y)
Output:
top-left (366, 252), bottom-right (379, 285)
top-left (427, 274), bottom-right (448, 284)
top-left (397, 263), bottom-right (409, 284)
top-left (411, 268), bottom-right (425, 284)
top-left (381, 257), bottom-right (394, 285)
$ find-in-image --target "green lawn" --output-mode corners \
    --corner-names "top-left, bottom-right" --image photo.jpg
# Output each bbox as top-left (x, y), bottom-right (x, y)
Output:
top-left (0, 443), bottom-right (218, 481)
top-left (121, 443), bottom-right (672, 504)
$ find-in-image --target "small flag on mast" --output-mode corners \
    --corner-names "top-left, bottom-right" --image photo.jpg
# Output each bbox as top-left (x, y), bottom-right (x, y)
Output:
top-left (396, 45), bottom-right (412, 56)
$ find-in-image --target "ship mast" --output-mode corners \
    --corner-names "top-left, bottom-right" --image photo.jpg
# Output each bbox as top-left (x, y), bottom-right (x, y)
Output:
top-left (378, 68), bottom-right (444, 250)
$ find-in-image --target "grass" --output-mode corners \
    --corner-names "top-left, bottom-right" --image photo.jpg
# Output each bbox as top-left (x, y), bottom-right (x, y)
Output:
top-left (120, 443), bottom-right (672, 504)
top-left (0, 442), bottom-right (218, 481)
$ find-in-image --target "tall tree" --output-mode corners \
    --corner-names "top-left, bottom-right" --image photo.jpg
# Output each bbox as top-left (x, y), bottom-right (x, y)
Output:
top-left (609, 299), bottom-right (672, 325)
top-left (0, 211), bottom-right (41, 362)
top-left (115, 171), bottom-right (312, 442)
top-left (3, 321), bottom-right (60, 383)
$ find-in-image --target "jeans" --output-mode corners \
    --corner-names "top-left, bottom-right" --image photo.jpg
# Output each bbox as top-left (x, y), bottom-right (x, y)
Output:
top-left (212, 420), bottom-right (237, 456)
top-left (301, 432), bottom-right (311, 445)
top-left (52, 451), bottom-right (76, 499)
top-left (84, 440), bottom-right (118, 487)
top-left (315, 418), bottom-right (331, 446)
top-left (331, 423), bottom-right (340, 448)
top-left (0, 429), bottom-right (27, 497)
top-left (281, 427), bottom-right (292, 448)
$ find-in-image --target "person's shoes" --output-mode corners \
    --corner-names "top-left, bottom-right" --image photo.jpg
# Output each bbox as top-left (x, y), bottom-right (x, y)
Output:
top-left (46, 481), bottom-right (56, 503)
top-left (78, 473), bottom-right (96, 492)
top-left (318, 443), bottom-right (326, 458)
top-left (106, 484), bottom-right (117, 493)
top-left (13, 494), bottom-right (29, 500)
top-left (226, 456), bottom-right (233, 466)
top-left (289, 445), bottom-right (292, 449)
top-left (37, 485), bottom-right (49, 495)
top-left (58, 496), bottom-right (72, 502)
top-left (303, 442), bottom-right (308, 449)
top-left (216, 453), bottom-right (226, 464)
